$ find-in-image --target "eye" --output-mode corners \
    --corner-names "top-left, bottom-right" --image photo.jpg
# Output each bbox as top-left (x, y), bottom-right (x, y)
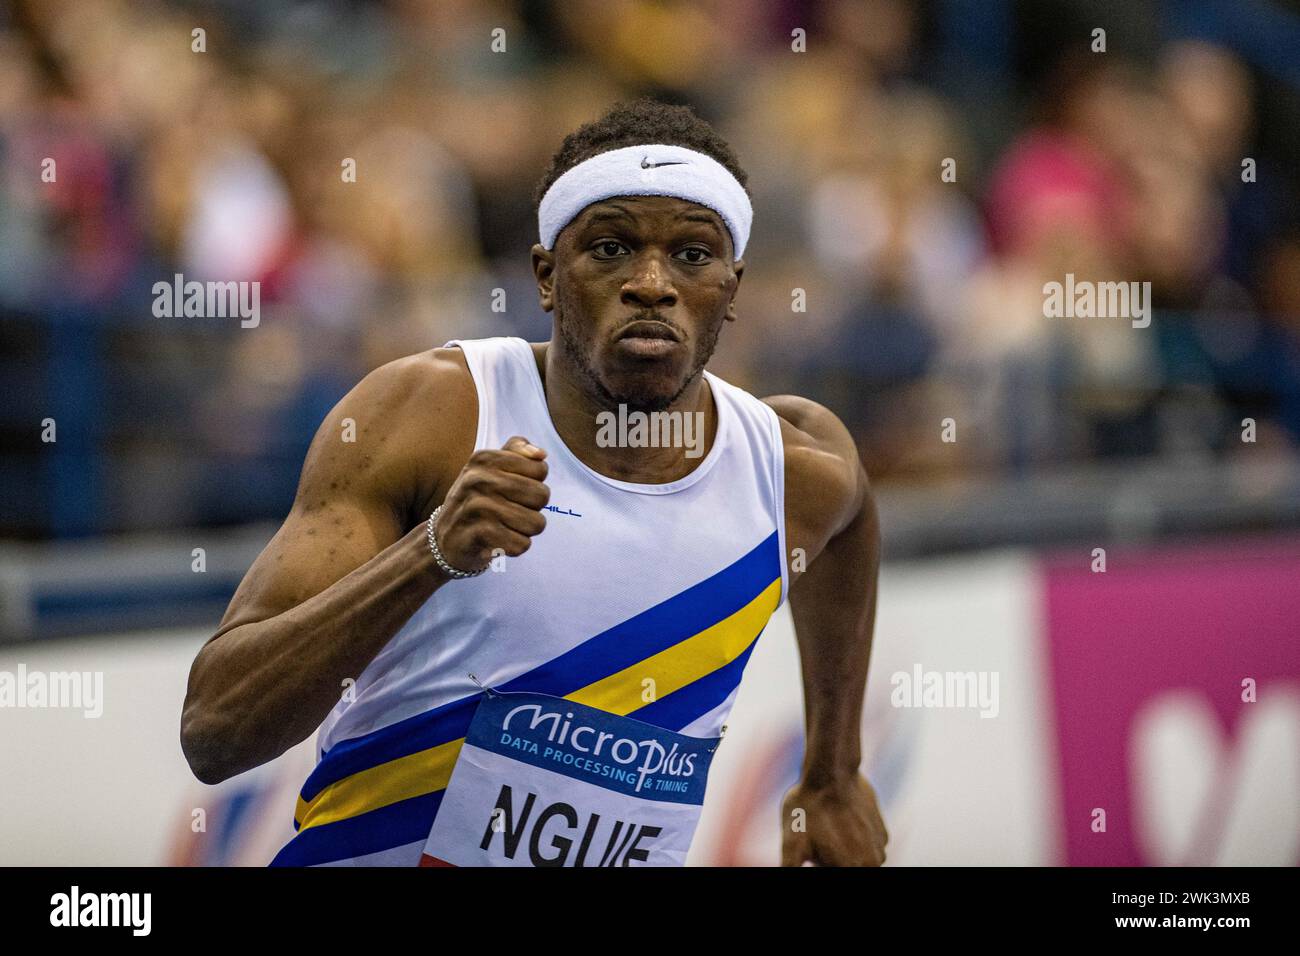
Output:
top-left (675, 246), bottom-right (712, 264)
top-left (592, 240), bottom-right (629, 258)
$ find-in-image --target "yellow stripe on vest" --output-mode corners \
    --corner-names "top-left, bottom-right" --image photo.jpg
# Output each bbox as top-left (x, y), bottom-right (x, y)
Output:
top-left (296, 738), bottom-right (462, 831)
top-left (567, 577), bottom-right (781, 713)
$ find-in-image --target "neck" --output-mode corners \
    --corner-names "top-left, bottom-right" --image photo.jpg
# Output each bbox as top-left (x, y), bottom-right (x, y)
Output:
top-left (536, 341), bottom-right (717, 484)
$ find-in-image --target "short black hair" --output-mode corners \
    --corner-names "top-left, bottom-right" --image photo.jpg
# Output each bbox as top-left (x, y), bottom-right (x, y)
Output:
top-left (533, 97), bottom-right (750, 210)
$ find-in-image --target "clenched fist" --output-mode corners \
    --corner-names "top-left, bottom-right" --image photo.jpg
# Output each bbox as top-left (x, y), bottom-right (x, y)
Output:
top-left (781, 774), bottom-right (888, 866)
top-left (434, 436), bottom-right (550, 573)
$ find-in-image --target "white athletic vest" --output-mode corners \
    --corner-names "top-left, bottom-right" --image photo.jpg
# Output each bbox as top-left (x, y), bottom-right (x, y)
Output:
top-left (272, 336), bottom-right (789, 866)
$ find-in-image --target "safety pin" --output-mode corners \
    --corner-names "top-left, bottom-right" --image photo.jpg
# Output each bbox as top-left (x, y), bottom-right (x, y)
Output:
top-left (468, 672), bottom-right (499, 697)
top-left (708, 723), bottom-right (729, 753)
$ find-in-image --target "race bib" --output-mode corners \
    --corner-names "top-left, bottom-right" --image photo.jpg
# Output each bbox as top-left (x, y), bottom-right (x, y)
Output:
top-left (421, 689), bottom-right (721, 867)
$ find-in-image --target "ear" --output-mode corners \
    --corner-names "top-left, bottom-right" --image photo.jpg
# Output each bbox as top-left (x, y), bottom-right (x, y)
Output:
top-left (531, 244), bottom-right (556, 313)
top-left (724, 258), bottom-right (744, 322)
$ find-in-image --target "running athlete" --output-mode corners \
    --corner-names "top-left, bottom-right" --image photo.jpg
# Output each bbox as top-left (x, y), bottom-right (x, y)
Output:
top-left (181, 98), bottom-right (888, 867)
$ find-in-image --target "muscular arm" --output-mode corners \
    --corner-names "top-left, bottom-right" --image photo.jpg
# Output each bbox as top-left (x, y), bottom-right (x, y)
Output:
top-left (765, 394), bottom-right (887, 865)
top-left (180, 351), bottom-right (471, 784)
top-left (788, 455), bottom-right (879, 787)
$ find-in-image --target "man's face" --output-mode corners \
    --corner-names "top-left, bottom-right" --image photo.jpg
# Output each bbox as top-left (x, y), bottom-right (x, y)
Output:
top-left (532, 195), bottom-right (744, 414)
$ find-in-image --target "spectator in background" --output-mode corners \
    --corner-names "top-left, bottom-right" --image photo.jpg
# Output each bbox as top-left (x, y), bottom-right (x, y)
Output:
top-left (965, 53), bottom-right (1223, 469)
top-left (802, 85), bottom-right (984, 479)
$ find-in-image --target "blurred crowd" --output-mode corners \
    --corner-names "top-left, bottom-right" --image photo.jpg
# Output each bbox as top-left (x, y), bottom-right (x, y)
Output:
top-left (2, 0), bottom-right (1299, 537)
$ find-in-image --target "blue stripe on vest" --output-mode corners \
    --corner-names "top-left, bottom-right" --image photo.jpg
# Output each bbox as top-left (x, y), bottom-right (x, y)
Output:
top-left (630, 629), bottom-right (763, 730)
top-left (272, 791), bottom-right (444, 867)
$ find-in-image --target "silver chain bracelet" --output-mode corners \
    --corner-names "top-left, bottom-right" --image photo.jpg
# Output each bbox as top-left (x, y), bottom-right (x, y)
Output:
top-left (426, 505), bottom-right (487, 578)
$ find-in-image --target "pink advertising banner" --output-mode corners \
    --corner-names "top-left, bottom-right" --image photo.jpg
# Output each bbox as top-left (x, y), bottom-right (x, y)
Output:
top-left (1043, 534), bottom-right (1300, 866)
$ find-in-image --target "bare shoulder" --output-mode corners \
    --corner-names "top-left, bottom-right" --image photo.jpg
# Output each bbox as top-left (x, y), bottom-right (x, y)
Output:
top-left (316, 346), bottom-right (476, 454)
top-left (348, 346), bottom-right (475, 413)
top-left (762, 394), bottom-right (866, 542)
top-left (297, 346), bottom-right (479, 524)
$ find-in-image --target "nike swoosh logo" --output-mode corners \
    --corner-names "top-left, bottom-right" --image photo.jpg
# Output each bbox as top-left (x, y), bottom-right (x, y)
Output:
top-left (640, 157), bottom-right (688, 169)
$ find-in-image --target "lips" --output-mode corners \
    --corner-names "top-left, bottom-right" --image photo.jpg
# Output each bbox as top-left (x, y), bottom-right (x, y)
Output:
top-left (616, 320), bottom-right (681, 343)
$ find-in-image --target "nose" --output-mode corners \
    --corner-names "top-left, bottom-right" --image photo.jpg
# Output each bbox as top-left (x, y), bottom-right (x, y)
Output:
top-left (620, 251), bottom-right (677, 310)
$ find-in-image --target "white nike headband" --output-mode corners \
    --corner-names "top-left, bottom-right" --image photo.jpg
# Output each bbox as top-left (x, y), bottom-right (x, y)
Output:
top-left (537, 143), bottom-right (752, 261)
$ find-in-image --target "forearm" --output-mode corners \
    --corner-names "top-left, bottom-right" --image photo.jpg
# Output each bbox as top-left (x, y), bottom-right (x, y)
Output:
top-left (789, 482), bottom-right (881, 788)
top-left (182, 523), bottom-right (450, 783)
